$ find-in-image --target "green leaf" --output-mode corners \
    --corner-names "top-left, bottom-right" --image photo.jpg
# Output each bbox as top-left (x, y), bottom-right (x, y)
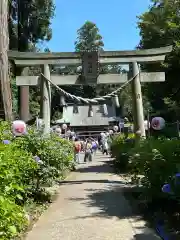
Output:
top-left (5, 186), bottom-right (11, 192)
top-left (16, 194), bottom-right (23, 200)
top-left (8, 225), bottom-right (17, 234)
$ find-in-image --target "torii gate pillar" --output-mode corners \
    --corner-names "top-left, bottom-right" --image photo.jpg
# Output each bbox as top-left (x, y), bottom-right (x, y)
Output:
top-left (19, 67), bottom-right (29, 122)
top-left (40, 64), bottom-right (51, 134)
top-left (130, 62), bottom-right (146, 138)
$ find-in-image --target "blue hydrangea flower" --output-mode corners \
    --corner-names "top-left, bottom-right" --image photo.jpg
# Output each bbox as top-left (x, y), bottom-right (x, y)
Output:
top-left (162, 183), bottom-right (171, 193)
top-left (175, 173), bottom-right (180, 185)
top-left (156, 221), bottom-right (169, 240)
top-left (2, 140), bottom-right (10, 144)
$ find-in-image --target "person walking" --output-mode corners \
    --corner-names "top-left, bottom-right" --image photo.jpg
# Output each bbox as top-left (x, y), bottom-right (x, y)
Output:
top-left (84, 139), bottom-right (92, 162)
top-left (98, 134), bottom-right (102, 150)
top-left (102, 133), bottom-right (109, 155)
top-left (91, 138), bottom-right (98, 155)
top-left (74, 138), bottom-right (81, 164)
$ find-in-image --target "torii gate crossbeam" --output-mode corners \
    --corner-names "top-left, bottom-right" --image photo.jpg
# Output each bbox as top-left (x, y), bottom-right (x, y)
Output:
top-left (8, 46), bottom-right (172, 137)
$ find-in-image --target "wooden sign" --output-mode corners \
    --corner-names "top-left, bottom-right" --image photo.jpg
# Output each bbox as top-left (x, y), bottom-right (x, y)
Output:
top-left (81, 51), bottom-right (99, 83)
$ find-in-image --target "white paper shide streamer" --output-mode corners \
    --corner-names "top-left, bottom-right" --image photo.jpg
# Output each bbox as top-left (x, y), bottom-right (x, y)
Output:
top-left (103, 104), bottom-right (108, 115)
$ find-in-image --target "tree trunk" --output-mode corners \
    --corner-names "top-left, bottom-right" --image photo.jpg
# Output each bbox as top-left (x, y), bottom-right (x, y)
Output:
top-left (0, 0), bottom-right (12, 121)
top-left (17, 0), bottom-right (30, 121)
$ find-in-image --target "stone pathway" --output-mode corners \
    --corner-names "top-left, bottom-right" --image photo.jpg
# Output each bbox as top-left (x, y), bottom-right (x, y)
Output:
top-left (26, 152), bottom-right (160, 240)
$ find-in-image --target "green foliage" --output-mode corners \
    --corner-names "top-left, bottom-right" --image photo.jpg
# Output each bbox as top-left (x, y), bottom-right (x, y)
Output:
top-left (0, 197), bottom-right (27, 239)
top-left (0, 141), bottom-right (35, 238)
top-left (0, 121), bottom-right (74, 239)
top-left (0, 143), bottom-right (37, 200)
top-left (15, 130), bottom-right (74, 186)
top-left (0, 121), bottom-right (13, 141)
top-left (9, 0), bottom-right (55, 118)
top-left (151, 122), bottom-right (179, 138)
top-left (75, 21), bottom-right (104, 52)
top-left (137, 0), bottom-right (180, 120)
top-left (111, 134), bottom-right (135, 171)
top-left (9, 0), bottom-right (55, 51)
top-left (111, 135), bottom-right (180, 201)
top-left (129, 138), bottom-right (180, 199)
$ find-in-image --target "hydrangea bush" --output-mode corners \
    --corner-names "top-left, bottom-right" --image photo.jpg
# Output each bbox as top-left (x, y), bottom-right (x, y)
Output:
top-left (0, 121), bottom-right (74, 239)
top-left (110, 134), bottom-right (135, 171)
top-left (111, 135), bottom-right (180, 238)
top-left (111, 135), bottom-right (180, 201)
top-left (129, 138), bottom-right (180, 200)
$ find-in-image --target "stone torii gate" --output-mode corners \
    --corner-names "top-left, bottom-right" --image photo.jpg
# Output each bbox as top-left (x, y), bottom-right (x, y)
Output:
top-left (8, 46), bottom-right (172, 137)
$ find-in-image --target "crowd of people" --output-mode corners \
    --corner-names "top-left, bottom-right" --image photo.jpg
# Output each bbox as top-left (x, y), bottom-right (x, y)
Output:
top-left (51, 124), bottom-right (116, 164)
top-left (72, 132), bottom-right (113, 164)
top-left (9, 120), bottom-right (115, 165)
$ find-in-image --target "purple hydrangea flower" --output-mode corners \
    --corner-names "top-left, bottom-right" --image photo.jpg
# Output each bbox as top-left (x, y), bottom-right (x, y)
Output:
top-left (34, 156), bottom-right (43, 165)
top-left (34, 155), bottom-right (40, 161)
top-left (162, 184), bottom-right (171, 193)
top-left (2, 140), bottom-right (10, 144)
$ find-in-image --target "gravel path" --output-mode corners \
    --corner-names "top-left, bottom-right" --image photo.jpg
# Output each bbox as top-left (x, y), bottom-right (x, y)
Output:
top-left (26, 152), bottom-right (160, 240)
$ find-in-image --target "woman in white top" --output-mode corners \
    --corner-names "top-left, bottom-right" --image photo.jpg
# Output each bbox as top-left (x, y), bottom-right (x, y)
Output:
top-left (102, 133), bottom-right (109, 155)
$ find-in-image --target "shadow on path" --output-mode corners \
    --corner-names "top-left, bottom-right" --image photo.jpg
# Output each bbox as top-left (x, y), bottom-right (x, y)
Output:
top-left (68, 185), bottom-right (160, 239)
top-left (27, 152), bottom-right (162, 240)
top-left (133, 232), bottom-right (160, 240)
top-left (85, 186), bottom-right (139, 219)
top-left (67, 183), bottom-right (140, 220)
top-left (59, 179), bottom-right (127, 185)
top-left (75, 162), bottom-right (114, 174)
top-left (65, 157), bottom-right (160, 239)
top-left (63, 157), bottom-right (138, 220)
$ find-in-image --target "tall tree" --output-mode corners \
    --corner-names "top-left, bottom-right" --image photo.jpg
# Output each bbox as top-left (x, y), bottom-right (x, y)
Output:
top-left (73, 21), bottom-right (105, 99)
top-left (75, 21), bottom-right (104, 52)
top-left (9, 0), bottom-right (55, 51)
top-left (74, 21), bottom-right (133, 118)
top-left (9, 0), bottom-right (55, 119)
top-left (137, 0), bottom-right (180, 120)
top-left (0, 0), bottom-right (13, 120)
